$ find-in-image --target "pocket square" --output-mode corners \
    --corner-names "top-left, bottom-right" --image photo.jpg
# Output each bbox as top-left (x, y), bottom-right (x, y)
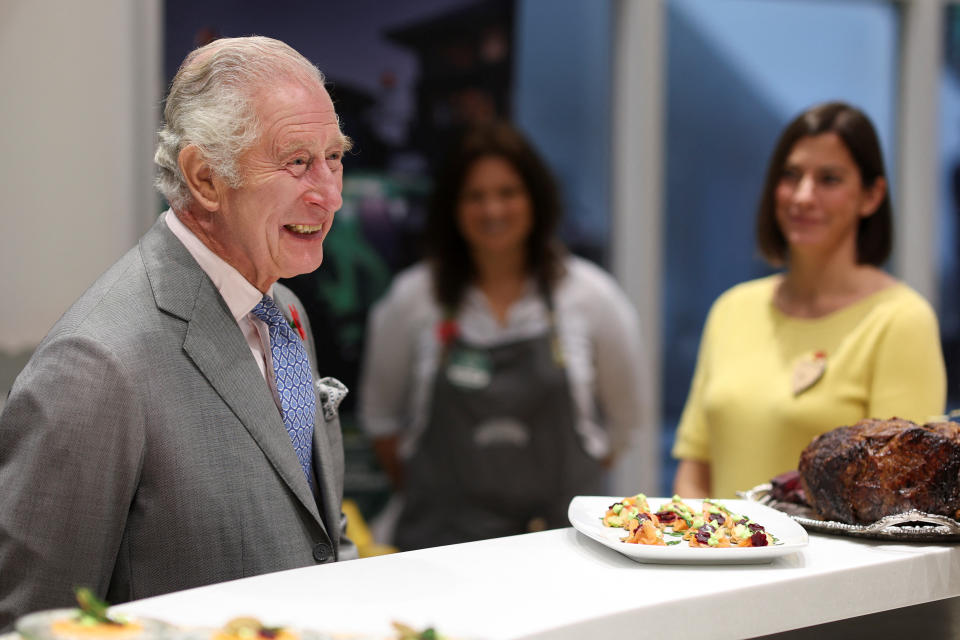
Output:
top-left (315, 377), bottom-right (349, 421)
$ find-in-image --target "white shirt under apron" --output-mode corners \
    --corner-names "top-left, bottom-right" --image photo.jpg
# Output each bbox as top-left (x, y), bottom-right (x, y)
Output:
top-left (358, 257), bottom-right (647, 461)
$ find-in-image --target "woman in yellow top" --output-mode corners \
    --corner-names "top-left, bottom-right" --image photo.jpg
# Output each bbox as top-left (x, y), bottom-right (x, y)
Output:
top-left (672, 102), bottom-right (947, 499)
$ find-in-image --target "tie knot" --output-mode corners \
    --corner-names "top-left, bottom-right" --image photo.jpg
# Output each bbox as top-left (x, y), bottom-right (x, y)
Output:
top-left (251, 295), bottom-right (286, 328)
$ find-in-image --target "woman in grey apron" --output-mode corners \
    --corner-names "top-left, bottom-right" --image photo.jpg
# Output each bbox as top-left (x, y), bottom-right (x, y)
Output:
top-left (361, 122), bottom-right (643, 551)
top-left (394, 296), bottom-right (605, 550)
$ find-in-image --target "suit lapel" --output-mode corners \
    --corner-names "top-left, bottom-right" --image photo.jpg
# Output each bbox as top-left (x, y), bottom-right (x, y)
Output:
top-left (139, 218), bottom-right (326, 531)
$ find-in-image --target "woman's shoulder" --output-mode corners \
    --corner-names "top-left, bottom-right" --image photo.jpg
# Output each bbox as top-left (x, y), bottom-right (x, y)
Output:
top-left (691, 276), bottom-right (780, 338)
top-left (560, 255), bottom-right (628, 300)
top-left (711, 275), bottom-right (779, 313)
top-left (555, 256), bottom-right (639, 339)
top-left (372, 261), bottom-right (437, 318)
top-left (869, 280), bottom-right (938, 325)
top-left (881, 280), bottom-right (935, 309)
top-left (383, 261), bottom-right (433, 298)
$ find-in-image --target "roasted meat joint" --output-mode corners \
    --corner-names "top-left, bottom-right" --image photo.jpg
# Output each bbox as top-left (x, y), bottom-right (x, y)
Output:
top-left (798, 418), bottom-right (960, 525)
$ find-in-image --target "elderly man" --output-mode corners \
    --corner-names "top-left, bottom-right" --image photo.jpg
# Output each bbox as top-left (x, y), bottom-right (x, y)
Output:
top-left (0, 36), bottom-right (355, 630)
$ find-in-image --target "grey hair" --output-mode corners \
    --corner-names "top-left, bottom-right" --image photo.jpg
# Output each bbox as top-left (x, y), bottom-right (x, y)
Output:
top-left (154, 36), bottom-right (327, 211)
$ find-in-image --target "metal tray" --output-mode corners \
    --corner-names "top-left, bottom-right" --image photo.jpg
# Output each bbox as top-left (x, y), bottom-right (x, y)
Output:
top-left (738, 484), bottom-right (960, 542)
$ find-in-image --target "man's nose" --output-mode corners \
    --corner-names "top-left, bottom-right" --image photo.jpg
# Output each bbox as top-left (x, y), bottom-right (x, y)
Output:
top-left (304, 164), bottom-right (343, 211)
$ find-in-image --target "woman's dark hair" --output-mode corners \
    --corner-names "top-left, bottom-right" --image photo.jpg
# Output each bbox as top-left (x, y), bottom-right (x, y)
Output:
top-left (755, 101), bottom-right (892, 266)
top-left (424, 121), bottom-right (566, 310)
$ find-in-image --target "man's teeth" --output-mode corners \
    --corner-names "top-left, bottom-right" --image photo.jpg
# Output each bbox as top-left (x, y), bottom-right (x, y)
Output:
top-left (285, 224), bottom-right (323, 234)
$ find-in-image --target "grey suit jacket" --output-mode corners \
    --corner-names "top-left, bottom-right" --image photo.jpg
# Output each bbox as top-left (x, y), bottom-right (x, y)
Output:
top-left (0, 218), bottom-right (354, 631)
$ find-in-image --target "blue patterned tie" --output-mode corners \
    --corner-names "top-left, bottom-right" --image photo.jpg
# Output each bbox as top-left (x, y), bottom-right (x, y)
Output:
top-left (251, 295), bottom-right (316, 490)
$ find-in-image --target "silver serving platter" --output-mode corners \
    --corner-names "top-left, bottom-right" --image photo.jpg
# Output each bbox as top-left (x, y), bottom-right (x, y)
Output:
top-left (739, 484), bottom-right (960, 542)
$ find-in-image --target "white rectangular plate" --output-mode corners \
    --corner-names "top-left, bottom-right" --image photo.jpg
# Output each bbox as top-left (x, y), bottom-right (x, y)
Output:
top-left (568, 496), bottom-right (809, 565)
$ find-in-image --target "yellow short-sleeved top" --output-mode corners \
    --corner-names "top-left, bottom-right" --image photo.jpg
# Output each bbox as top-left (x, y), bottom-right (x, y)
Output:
top-left (672, 275), bottom-right (947, 498)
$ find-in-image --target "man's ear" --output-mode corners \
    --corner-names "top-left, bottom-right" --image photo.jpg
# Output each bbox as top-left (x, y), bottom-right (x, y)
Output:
top-left (179, 144), bottom-right (222, 212)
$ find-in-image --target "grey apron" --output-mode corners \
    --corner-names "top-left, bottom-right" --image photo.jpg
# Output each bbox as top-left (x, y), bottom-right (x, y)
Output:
top-left (394, 298), bottom-right (605, 551)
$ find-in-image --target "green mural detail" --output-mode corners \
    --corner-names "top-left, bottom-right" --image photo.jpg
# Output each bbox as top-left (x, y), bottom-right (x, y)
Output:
top-left (318, 215), bottom-right (391, 314)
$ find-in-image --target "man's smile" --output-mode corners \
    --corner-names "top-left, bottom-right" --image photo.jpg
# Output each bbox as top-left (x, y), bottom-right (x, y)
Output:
top-left (284, 223), bottom-right (324, 235)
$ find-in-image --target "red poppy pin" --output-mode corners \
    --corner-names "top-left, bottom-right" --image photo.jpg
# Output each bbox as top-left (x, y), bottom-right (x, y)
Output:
top-left (288, 304), bottom-right (307, 341)
top-left (436, 318), bottom-right (459, 346)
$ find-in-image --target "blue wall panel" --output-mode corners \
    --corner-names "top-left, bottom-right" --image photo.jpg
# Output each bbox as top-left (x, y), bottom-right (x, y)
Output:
top-left (514, 0), bottom-right (613, 262)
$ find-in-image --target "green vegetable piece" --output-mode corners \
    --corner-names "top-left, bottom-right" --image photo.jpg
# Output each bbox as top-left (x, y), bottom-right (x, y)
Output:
top-left (74, 587), bottom-right (116, 625)
top-left (667, 501), bottom-right (692, 516)
top-left (704, 499), bottom-right (731, 514)
top-left (612, 503), bottom-right (623, 515)
top-left (391, 622), bottom-right (442, 640)
top-left (666, 540), bottom-right (682, 546)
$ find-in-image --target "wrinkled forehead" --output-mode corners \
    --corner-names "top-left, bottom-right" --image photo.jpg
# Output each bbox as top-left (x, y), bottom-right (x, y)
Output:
top-left (247, 69), bottom-right (330, 107)
top-left (251, 81), bottom-right (349, 151)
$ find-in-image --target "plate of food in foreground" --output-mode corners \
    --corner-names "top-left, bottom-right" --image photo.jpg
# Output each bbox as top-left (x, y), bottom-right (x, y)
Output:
top-left (568, 495), bottom-right (808, 564)
top-left (184, 618), bottom-right (455, 640)
top-left (16, 588), bottom-right (172, 640)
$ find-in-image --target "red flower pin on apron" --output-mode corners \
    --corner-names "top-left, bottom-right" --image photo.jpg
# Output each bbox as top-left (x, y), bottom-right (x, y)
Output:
top-left (436, 318), bottom-right (459, 346)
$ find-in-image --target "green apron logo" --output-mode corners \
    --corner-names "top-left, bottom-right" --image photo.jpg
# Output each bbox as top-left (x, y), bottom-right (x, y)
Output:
top-left (445, 348), bottom-right (493, 389)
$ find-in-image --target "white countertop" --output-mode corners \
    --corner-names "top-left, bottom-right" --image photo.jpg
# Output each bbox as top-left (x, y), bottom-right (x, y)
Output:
top-left (114, 526), bottom-right (960, 640)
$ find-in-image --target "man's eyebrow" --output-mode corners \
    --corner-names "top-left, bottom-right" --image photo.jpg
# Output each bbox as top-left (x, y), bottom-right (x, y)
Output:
top-left (276, 140), bottom-right (310, 158)
top-left (277, 133), bottom-right (352, 157)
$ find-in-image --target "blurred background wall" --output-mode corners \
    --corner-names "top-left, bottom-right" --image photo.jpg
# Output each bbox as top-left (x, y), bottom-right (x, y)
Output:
top-left (0, 0), bottom-right (161, 376)
top-left (1, 0), bottom-right (955, 509)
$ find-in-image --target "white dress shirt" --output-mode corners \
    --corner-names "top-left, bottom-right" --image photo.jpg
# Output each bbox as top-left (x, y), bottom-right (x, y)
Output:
top-left (164, 210), bottom-right (280, 404)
